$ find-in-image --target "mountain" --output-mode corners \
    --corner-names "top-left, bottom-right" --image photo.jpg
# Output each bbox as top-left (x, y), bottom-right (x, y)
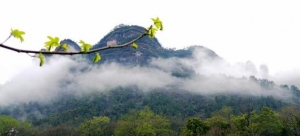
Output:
top-left (56, 25), bottom-right (221, 65)
top-left (59, 39), bottom-right (81, 52)
top-left (53, 25), bottom-right (221, 79)
top-left (1, 24), bottom-right (300, 135)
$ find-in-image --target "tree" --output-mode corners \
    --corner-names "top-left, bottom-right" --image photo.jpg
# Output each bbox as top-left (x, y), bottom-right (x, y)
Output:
top-left (37, 125), bottom-right (74, 136)
top-left (249, 107), bottom-right (283, 135)
top-left (0, 115), bottom-right (20, 135)
top-left (279, 106), bottom-right (300, 136)
top-left (204, 107), bottom-right (233, 136)
top-left (114, 106), bottom-right (174, 136)
top-left (76, 116), bottom-right (112, 136)
top-left (181, 117), bottom-right (209, 136)
top-left (231, 107), bottom-right (283, 136)
top-left (0, 17), bottom-right (163, 66)
top-left (0, 115), bottom-right (35, 135)
top-left (205, 116), bottom-right (230, 136)
top-left (212, 106), bottom-right (233, 121)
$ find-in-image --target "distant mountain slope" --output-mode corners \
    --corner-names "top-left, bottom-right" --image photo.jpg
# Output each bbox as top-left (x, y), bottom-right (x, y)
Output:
top-left (59, 39), bottom-right (81, 52)
top-left (89, 25), bottom-right (165, 65)
top-left (55, 25), bottom-right (221, 65)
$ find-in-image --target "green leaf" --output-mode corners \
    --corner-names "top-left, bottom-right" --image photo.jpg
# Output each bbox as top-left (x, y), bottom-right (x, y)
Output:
top-left (79, 40), bottom-right (92, 53)
top-left (132, 43), bottom-right (138, 49)
top-left (93, 53), bottom-right (101, 63)
top-left (79, 40), bottom-right (86, 45)
top-left (44, 36), bottom-right (60, 51)
top-left (38, 53), bottom-right (45, 67)
top-left (148, 27), bottom-right (157, 38)
top-left (62, 43), bottom-right (68, 52)
top-left (11, 29), bottom-right (25, 43)
top-left (151, 17), bottom-right (163, 31)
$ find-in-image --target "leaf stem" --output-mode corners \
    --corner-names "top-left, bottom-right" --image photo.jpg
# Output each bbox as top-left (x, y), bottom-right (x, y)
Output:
top-left (1, 34), bottom-right (12, 44)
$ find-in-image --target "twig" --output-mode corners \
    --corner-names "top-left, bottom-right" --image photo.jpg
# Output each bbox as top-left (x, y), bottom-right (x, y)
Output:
top-left (26, 53), bottom-right (36, 57)
top-left (1, 34), bottom-right (12, 44)
top-left (0, 26), bottom-right (151, 55)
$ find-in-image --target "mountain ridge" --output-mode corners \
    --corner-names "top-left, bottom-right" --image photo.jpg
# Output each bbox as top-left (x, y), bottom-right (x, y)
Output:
top-left (57, 25), bottom-right (221, 65)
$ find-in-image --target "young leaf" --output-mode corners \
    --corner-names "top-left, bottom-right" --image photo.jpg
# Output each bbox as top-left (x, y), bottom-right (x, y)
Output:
top-left (11, 29), bottom-right (25, 42)
top-left (151, 17), bottom-right (163, 30)
top-left (93, 53), bottom-right (101, 63)
top-left (79, 40), bottom-right (92, 53)
top-left (38, 53), bottom-right (45, 67)
top-left (44, 36), bottom-right (60, 51)
top-left (79, 40), bottom-right (86, 45)
top-left (62, 43), bottom-right (68, 52)
top-left (132, 43), bottom-right (138, 49)
top-left (148, 27), bottom-right (157, 38)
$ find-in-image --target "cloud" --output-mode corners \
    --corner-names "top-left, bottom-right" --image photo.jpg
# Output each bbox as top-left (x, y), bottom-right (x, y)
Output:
top-left (0, 56), bottom-right (78, 105)
top-left (74, 63), bottom-right (177, 92)
top-left (151, 48), bottom-right (292, 99)
top-left (151, 47), bottom-right (269, 79)
top-left (0, 48), bottom-right (296, 106)
top-left (272, 70), bottom-right (300, 87)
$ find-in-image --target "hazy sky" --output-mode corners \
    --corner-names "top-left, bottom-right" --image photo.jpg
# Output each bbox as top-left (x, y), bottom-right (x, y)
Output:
top-left (1, 0), bottom-right (300, 84)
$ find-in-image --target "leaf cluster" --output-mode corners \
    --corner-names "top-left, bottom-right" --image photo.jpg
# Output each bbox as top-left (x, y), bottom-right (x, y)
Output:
top-left (3, 17), bottom-right (163, 66)
top-left (11, 29), bottom-right (25, 43)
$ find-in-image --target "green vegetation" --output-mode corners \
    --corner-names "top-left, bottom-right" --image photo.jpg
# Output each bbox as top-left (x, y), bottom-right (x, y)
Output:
top-left (1, 104), bottom-right (300, 135)
top-left (0, 88), bottom-right (299, 136)
top-left (181, 117), bottom-right (209, 136)
top-left (77, 116), bottom-right (111, 136)
top-left (114, 106), bottom-right (174, 136)
top-left (0, 115), bottom-right (35, 136)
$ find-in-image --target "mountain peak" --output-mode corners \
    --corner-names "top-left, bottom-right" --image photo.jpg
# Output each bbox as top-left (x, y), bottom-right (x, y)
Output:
top-left (92, 25), bottom-right (163, 50)
top-left (87, 25), bottom-right (165, 65)
top-left (52, 25), bottom-right (221, 65)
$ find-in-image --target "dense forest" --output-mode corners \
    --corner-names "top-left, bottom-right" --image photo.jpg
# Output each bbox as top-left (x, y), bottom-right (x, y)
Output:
top-left (1, 86), bottom-right (300, 135)
top-left (1, 25), bottom-right (300, 135)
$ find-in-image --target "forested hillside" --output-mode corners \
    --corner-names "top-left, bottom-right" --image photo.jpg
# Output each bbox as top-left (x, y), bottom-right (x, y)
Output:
top-left (1, 25), bottom-right (300, 136)
top-left (1, 88), bottom-right (300, 135)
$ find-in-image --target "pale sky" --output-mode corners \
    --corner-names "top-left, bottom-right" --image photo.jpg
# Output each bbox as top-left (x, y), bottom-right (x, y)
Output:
top-left (1, 0), bottom-right (300, 84)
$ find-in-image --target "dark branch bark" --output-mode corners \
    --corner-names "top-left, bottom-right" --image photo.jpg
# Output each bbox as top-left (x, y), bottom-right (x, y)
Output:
top-left (0, 26), bottom-right (151, 55)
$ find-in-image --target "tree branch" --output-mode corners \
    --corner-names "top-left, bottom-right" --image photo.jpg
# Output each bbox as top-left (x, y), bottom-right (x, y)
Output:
top-left (0, 26), bottom-right (151, 55)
